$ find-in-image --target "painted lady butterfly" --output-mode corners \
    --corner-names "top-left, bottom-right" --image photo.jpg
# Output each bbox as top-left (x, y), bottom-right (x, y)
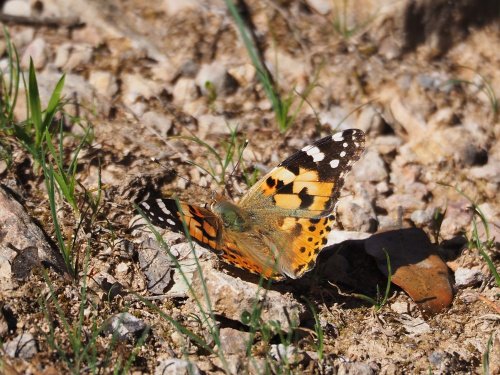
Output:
top-left (140, 129), bottom-right (365, 280)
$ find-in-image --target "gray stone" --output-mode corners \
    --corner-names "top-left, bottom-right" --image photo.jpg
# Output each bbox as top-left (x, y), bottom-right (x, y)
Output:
top-left (20, 37), bottom-right (46, 70)
top-left (89, 70), bottom-right (119, 98)
top-left (196, 62), bottom-right (238, 97)
top-left (454, 267), bottom-right (484, 288)
top-left (410, 209), bottom-right (435, 226)
top-left (397, 314), bottom-right (431, 336)
top-left (155, 358), bottom-right (200, 375)
top-left (381, 193), bottom-right (426, 215)
top-left (142, 111), bottom-right (173, 138)
top-left (198, 114), bottom-right (232, 138)
top-left (428, 351), bottom-right (446, 366)
top-left (162, 0), bottom-right (200, 16)
top-left (353, 149), bottom-right (388, 182)
top-left (3, 332), bottom-right (37, 359)
top-left (0, 186), bottom-right (67, 291)
top-left (325, 229), bottom-right (371, 247)
top-left (373, 135), bottom-right (403, 155)
top-left (356, 106), bottom-right (384, 135)
top-left (338, 362), bottom-right (375, 375)
top-left (305, 0), bottom-right (332, 15)
top-left (337, 197), bottom-right (377, 232)
top-left (172, 78), bottom-right (198, 106)
top-left (190, 262), bottom-right (305, 331)
top-left (3, 0), bottom-right (31, 17)
top-left (440, 199), bottom-right (473, 238)
top-left (122, 73), bottom-right (163, 114)
top-left (219, 327), bottom-right (251, 355)
top-left (138, 236), bottom-right (173, 295)
top-left (105, 312), bottom-right (149, 342)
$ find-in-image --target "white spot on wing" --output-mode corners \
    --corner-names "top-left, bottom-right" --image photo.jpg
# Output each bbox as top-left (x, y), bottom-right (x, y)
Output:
top-left (158, 216), bottom-right (165, 221)
top-left (141, 202), bottom-right (150, 210)
top-left (167, 218), bottom-right (176, 226)
top-left (343, 142), bottom-right (348, 147)
top-left (332, 132), bottom-right (344, 142)
top-left (330, 159), bottom-right (339, 168)
top-left (304, 146), bottom-right (325, 162)
top-left (340, 151), bottom-right (346, 157)
top-left (156, 199), bottom-right (171, 215)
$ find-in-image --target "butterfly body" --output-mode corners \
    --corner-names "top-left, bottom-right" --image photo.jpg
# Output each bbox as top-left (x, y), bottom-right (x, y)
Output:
top-left (140, 129), bottom-right (365, 280)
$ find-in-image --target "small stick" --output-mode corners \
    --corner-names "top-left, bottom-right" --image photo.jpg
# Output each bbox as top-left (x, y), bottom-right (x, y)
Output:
top-left (0, 13), bottom-right (84, 28)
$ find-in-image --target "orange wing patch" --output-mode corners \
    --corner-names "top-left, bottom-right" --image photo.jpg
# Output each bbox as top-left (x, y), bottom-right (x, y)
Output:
top-left (279, 215), bottom-right (335, 278)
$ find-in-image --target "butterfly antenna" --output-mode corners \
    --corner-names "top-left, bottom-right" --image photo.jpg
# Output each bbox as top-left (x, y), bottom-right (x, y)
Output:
top-left (151, 157), bottom-right (212, 197)
top-left (225, 138), bottom-right (249, 196)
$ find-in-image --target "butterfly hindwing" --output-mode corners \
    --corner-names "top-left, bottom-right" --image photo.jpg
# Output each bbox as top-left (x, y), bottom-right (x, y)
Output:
top-left (139, 198), bottom-right (222, 252)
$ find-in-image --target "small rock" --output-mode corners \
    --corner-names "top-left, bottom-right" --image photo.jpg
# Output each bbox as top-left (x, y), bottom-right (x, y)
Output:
top-left (137, 236), bottom-right (173, 295)
top-left (397, 314), bottom-right (431, 336)
top-left (454, 267), bottom-right (484, 288)
top-left (305, 0), bottom-right (332, 15)
top-left (270, 344), bottom-right (302, 365)
top-left (390, 301), bottom-right (410, 314)
top-left (356, 106), bottom-right (384, 135)
top-left (410, 209), bottom-right (435, 226)
top-left (338, 362), bottom-right (375, 375)
top-left (325, 230), bottom-right (371, 249)
top-left (54, 43), bottom-right (72, 68)
top-left (247, 358), bottom-right (267, 375)
top-left (115, 262), bottom-right (129, 274)
top-left (172, 77), bottom-right (198, 106)
top-left (162, 0), bottom-right (200, 16)
top-left (212, 354), bottom-right (243, 374)
top-left (142, 111), bottom-right (173, 138)
top-left (0, 186), bottom-right (67, 291)
top-left (336, 197), bottom-right (377, 232)
top-left (3, 0), bottom-right (31, 17)
top-left (122, 73), bottom-right (163, 112)
top-left (353, 150), bottom-right (387, 182)
top-left (104, 313), bottom-right (149, 342)
top-left (440, 199), bottom-right (473, 238)
top-left (197, 114), bottom-right (231, 138)
top-left (21, 37), bottom-right (47, 70)
top-left (377, 215), bottom-right (401, 230)
top-left (3, 332), bottom-right (37, 359)
top-left (219, 327), bottom-right (251, 355)
top-left (321, 107), bottom-right (355, 130)
top-left (66, 44), bottom-right (93, 70)
top-left (428, 351), bottom-right (445, 366)
top-left (382, 193), bottom-right (426, 215)
top-left (89, 70), bottom-right (118, 98)
top-left (459, 290), bottom-right (479, 304)
top-left (190, 262), bottom-right (305, 331)
top-left (469, 160), bottom-right (500, 182)
top-left (155, 358), bottom-right (200, 375)
top-left (196, 62), bottom-right (238, 97)
top-left (373, 135), bottom-right (403, 155)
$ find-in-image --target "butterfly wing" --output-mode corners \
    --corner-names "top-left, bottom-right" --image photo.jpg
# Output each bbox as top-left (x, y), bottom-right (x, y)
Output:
top-left (239, 129), bottom-right (365, 278)
top-left (139, 198), bottom-right (222, 252)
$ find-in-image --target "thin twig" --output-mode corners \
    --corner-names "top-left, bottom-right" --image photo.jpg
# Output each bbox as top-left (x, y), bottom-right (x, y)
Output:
top-left (0, 13), bottom-right (84, 28)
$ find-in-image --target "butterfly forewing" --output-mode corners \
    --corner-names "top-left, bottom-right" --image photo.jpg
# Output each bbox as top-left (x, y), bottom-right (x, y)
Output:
top-left (240, 129), bottom-right (365, 217)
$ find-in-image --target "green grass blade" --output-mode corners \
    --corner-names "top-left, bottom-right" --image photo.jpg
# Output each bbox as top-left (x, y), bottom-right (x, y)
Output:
top-left (28, 59), bottom-right (43, 147)
top-left (42, 74), bottom-right (65, 131)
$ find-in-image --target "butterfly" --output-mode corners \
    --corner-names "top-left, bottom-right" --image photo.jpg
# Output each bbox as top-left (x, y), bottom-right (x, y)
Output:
top-left (139, 129), bottom-right (365, 280)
